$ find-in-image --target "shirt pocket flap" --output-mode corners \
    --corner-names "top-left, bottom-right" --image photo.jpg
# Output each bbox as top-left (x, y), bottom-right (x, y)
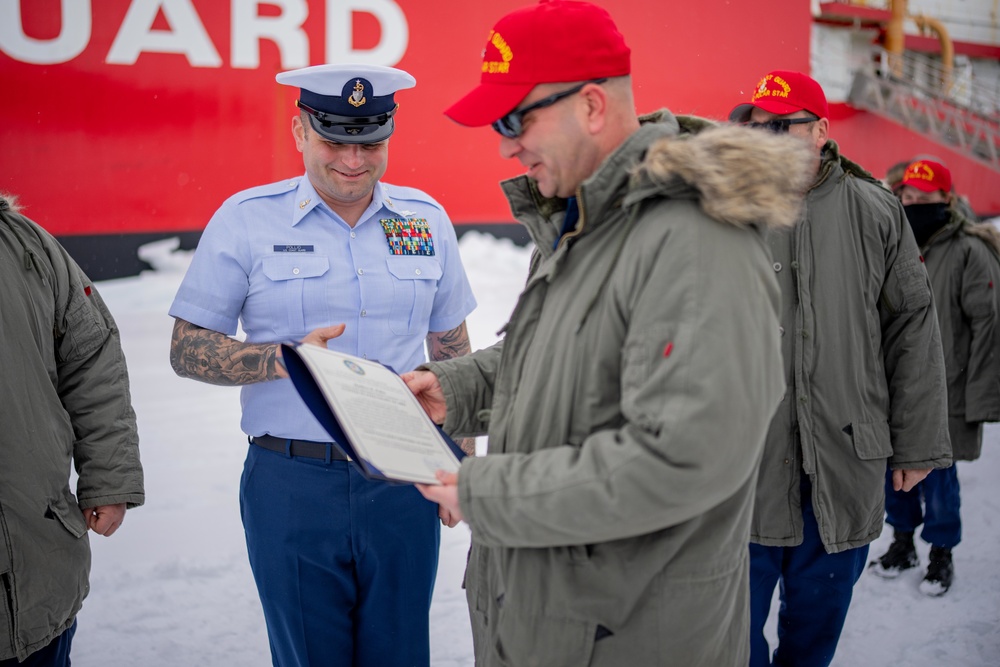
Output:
top-left (262, 255), bottom-right (329, 281)
top-left (385, 255), bottom-right (442, 281)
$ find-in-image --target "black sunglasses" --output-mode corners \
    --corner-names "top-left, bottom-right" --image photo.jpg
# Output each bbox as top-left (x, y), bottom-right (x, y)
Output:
top-left (491, 78), bottom-right (608, 138)
top-left (745, 115), bottom-right (819, 134)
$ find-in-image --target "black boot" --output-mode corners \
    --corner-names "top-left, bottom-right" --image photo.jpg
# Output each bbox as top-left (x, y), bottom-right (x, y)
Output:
top-left (869, 530), bottom-right (918, 579)
top-left (920, 546), bottom-right (954, 596)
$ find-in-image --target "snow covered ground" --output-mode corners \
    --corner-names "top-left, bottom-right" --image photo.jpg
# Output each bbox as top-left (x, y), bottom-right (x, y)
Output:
top-left (71, 231), bottom-right (999, 666)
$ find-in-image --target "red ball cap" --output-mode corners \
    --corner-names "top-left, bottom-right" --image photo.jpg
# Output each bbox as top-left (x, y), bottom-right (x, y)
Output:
top-left (729, 70), bottom-right (830, 123)
top-left (901, 159), bottom-right (952, 193)
top-left (444, 0), bottom-right (631, 127)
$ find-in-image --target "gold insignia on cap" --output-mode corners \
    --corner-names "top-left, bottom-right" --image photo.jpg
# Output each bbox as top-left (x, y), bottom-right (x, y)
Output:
top-left (906, 162), bottom-right (935, 181)
top-left (481, 29), bottom-right (514, 75)
top-left (753, 74), bottom-right (790, 102)
top-left (348, 80), bottom-right (366, 108)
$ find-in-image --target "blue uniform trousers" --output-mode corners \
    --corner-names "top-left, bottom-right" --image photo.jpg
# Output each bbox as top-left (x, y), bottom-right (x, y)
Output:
top-left (240, 444), bottom-right (440, 667)
top-left (884, 465), bottom-right (961, 548)
top-left (749, 478), bottom-right (869, 667)
top-left (0, 620), bottom-right (75, 667)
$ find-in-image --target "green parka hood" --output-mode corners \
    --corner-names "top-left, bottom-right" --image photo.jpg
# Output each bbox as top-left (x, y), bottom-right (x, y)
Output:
top-left (965, 217), bottom-right (1000, 257)
top-left (629, 114), bottom-right (814, 231)
top-left (517, 110), bottom-right (816, 243)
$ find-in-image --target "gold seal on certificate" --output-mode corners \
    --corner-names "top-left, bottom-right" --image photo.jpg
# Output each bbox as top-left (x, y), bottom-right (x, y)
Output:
top-left (281, 343), bottom-right (464, 484)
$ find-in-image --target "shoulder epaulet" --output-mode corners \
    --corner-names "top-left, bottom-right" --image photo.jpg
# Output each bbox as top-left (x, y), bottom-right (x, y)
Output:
top-left (227, 178), bottom-right (300, 206)
top-left (382, 184), bottom-right (445, 212)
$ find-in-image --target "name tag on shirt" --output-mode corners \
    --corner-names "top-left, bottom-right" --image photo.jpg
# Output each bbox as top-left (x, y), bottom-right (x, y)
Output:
top-left (380, 218), bottom-right (435, 256)
top-left (273, 245), bottom-right (314, 253)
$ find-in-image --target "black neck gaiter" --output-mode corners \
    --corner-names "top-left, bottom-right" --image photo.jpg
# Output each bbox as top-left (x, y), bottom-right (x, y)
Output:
top-left (904, 203), bottom-right (950, 247)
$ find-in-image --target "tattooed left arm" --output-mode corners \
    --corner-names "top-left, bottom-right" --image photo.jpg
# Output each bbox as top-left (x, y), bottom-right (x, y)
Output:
top-left (426, 321), bottom-right (475, 455)
top-left (426, 321), bottom-right (471, 362)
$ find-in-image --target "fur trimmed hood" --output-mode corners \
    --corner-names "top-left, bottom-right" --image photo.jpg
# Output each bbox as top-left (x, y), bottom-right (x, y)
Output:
top-left (965, 218), bottom-right (1000, 258)
top-left (628, 121), bottom-right (814, 230)
top-left (0, 194), bottom-right (20, 213)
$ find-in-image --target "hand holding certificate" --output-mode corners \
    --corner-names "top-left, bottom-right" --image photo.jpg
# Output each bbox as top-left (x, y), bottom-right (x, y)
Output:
top-left (281, 343), bottom-right (464, 484)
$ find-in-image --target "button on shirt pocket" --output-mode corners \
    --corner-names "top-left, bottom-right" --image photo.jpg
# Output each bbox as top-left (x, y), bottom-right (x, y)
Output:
top-left (386, 255), bottom-right (442, 335)
top-left (262, 255), bottom-right (330, 334)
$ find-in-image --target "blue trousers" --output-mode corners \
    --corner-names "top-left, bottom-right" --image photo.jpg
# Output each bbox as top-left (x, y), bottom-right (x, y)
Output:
top-left (240, 444), bottom-right (440, 667)
top-left (0, 621), bottom-right (75, 667)
top-left (884, 465), bottom-right (961, 549)
top-left (749, 479), bottom-right (869, 667)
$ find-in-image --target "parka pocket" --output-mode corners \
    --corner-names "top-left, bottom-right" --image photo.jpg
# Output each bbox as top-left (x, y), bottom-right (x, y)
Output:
top-left (495, 608), bottom-right (596, 667)
top-left (47, 494), bottom-right (88, 539)
top-left (850, 420), bottom-right (892, 460)
top-left (882, 256), bottom-right (931, 314)
top-left (621, 323), bottom-right (680, 432)
top-left (467, 543), bottom-right (499, 615)
top-left (59, 286), bottom-right (108, 362)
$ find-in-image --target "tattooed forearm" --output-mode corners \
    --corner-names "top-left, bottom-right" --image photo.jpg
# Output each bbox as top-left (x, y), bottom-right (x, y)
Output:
top-left (170, 319), bottom-right (286, 386)
top-left (426, 322), bottom-right (476, 456)
top-left (458, 438), bottom-right (477, 456)
top-left (427, 321), bottom-right (472, 362)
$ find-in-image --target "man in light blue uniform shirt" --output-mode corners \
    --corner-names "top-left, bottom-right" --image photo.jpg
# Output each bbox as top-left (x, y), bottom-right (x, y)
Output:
top-left (169, 63), bottom-right (476, 667)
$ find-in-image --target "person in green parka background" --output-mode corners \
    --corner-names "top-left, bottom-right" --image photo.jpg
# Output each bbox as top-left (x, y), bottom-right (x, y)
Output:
top-left (870, 159), bottom-right (1000, 597)
top-left (0, 194), bottom-right (144, 666)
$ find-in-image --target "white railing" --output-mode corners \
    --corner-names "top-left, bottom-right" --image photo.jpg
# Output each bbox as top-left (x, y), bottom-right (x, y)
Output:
top-left (877, 48), bottom-right (1000, 119)
top-left (847, 49), bottom-right (1000, 170)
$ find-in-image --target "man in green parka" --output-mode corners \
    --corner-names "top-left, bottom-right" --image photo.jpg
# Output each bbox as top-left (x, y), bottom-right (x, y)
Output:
top-left (730, 71), bottom-right (952, 666)
top-left (870, 159), bottom-right (1000, 596)
top-left (0, 194), bottom-right (144, 665)
top-left (405, 2), bottom-right (819, 665)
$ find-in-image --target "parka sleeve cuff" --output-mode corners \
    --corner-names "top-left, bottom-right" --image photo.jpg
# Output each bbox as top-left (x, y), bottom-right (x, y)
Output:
top-left (888, 456), bottom-right (953, 470)
top-left (78, 492), bottom-right (146, 510)
top-left (417, 358), bottom-right (492, 437)
top-left (964, 403), bottom-right (1000, 424)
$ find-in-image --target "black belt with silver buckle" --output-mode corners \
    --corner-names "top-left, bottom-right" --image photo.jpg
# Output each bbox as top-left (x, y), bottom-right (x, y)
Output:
top-left (250, 435), bottom-right (350, 461)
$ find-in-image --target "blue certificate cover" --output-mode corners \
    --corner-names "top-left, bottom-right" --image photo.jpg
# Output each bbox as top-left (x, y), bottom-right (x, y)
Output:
top-left (281, 343), bottom-right (465, 484)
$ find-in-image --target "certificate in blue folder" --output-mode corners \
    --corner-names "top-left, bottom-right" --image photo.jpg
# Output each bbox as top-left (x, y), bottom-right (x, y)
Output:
top-left (281, 343), bottom-right (465, 484)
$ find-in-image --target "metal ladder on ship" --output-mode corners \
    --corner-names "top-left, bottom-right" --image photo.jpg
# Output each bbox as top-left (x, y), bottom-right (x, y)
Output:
top-left (848, 48), bottom-right (1000, 171)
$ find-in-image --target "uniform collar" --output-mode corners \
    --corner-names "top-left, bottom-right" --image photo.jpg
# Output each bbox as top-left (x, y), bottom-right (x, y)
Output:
top-left (290, 178), bottom-right (396, 227)
top-left (291, 177), bottom-right (323, 226)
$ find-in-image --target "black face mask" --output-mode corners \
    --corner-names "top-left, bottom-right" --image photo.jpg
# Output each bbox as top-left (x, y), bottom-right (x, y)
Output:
top-left (904, 203), bottom-right (950, 247)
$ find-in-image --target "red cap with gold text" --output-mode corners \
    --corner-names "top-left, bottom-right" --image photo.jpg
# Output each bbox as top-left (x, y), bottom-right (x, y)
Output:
top-left (729, 70), bottom-right (830, 123)
top-left (444, 0), bottom-right (631, 127)
top-left (901, 159), bottom-right (952, 193)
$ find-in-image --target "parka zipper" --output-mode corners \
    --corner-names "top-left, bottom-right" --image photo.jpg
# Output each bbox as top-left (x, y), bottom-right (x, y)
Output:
top-left (554, 186), bottom-right (588, 252)
top-left (1, 572), bottom-right (16, 652)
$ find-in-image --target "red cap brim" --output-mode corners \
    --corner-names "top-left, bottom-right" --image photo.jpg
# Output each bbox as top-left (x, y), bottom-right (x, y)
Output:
top-left (729, 99), bottom-right (810, 122)
top-left (728, 103), bottom-right (755, 123)
top-left (900, 178), bottom-right (941, 193)
top-left (444, 81), bottom-right (537, 127)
